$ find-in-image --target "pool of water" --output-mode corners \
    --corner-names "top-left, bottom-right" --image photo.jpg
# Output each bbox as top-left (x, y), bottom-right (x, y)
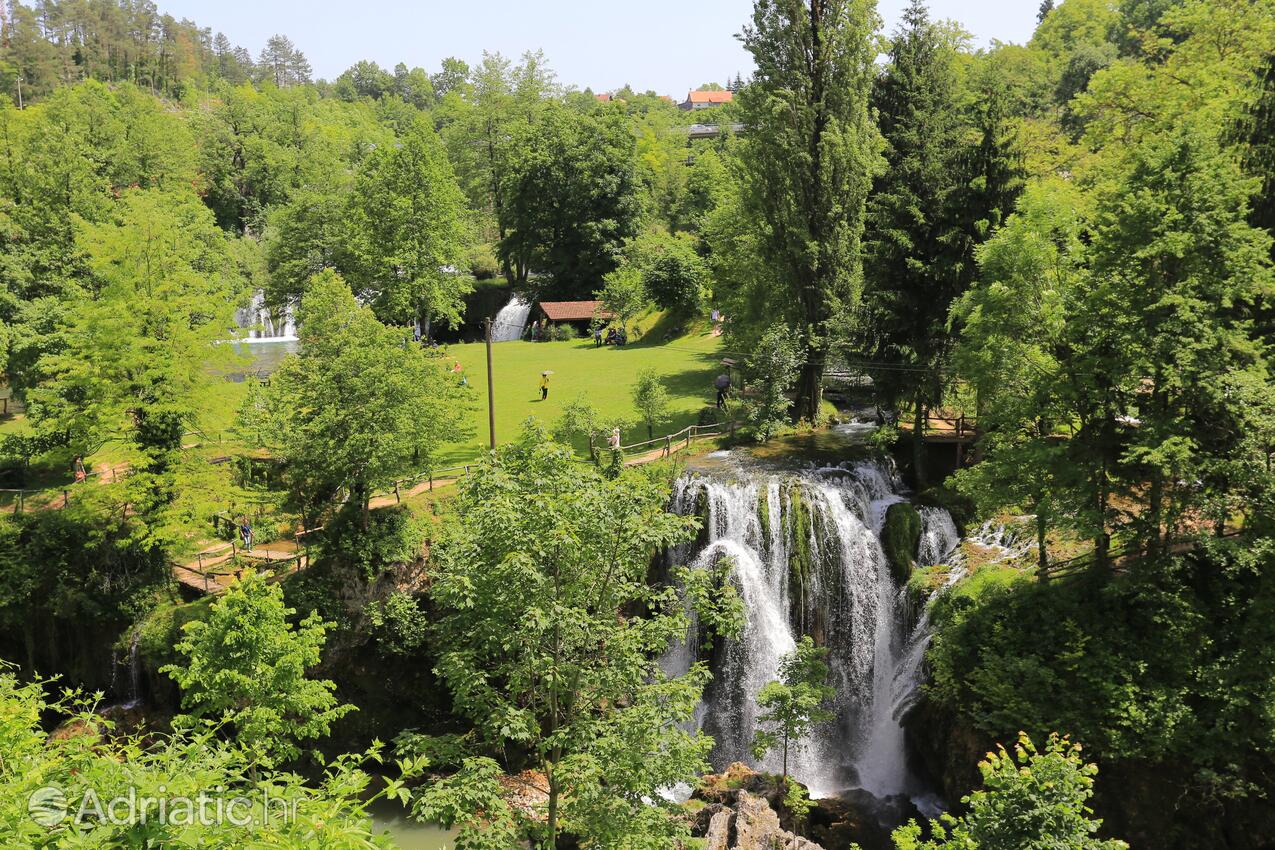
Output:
top-left (367, 799), bottom-right (457, 850)
top-left (225, 339), bottom-right (299, 380)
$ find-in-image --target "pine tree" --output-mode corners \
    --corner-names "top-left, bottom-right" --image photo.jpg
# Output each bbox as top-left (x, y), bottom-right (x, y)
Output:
top-left (861, 0), bottom-right (964, 487)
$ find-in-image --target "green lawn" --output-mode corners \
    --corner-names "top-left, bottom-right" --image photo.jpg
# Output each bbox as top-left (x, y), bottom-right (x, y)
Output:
top-left (434, 327), bottom-right (727, 465)
top-left (2, 324), bottom-right (729, 493)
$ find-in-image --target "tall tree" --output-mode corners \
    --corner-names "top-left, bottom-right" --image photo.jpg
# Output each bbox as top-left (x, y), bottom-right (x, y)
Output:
top-left (245, 271), bottom-right (472, 528)
top-left (861, 0), bottom-right (966, 487)
top-left (27, 189), bottom-right (241, 470)
top-left (1238, 52), bottom-right (1275, 276)
top-left (751, 636), bottom-right (835, 779)
top-left (257, 34), bottom-right (310, 88)
top-left (418, 426), bottom-right (725, 849)
top-left (735, 0), bottom-right (883, 422)
top-left (498, 104), bottom-right (639, 298)
top-left (1074, 120), bottom-right (1273, 556)
top-left (350, 116), bottom-right (469, 332)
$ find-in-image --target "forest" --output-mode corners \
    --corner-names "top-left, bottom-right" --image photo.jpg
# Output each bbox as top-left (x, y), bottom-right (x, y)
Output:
top-left (0, 0), bottom-right (1273, 848)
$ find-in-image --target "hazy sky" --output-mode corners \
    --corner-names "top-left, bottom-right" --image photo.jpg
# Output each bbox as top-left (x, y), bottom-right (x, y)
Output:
top-left (160, 0), bottom-right (1039, 96)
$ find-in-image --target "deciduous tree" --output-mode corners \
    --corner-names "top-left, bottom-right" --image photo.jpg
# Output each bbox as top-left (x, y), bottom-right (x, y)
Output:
top-left (161, 570), bottom-right (352, 766)
top-left (419, 425), bottom-right (720, 849)
top-left (734, 0), bottom-right (883, 422)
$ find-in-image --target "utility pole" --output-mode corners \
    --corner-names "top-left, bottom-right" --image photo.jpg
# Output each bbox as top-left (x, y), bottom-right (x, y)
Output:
top-left (484, 317), bottom-right (496, 451)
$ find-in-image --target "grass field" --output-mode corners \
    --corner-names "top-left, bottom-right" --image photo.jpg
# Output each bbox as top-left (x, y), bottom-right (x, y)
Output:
top-left (434, 325), bottom-right (728, 465)
top-left (1, 319), bottom-right (731, 489)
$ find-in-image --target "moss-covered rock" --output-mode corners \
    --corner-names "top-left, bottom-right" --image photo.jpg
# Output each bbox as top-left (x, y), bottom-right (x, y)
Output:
top-left (881, 502), bottom-right (922, 585)
top-left (785, 483), bottom-right (812, 625)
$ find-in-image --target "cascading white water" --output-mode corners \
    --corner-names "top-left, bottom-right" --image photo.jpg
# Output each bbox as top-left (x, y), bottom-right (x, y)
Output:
top-left (918, 506), bottom-right (961, 566)
top-left (235, 290), bottom-right (297, 342)
top-left (491, 295), bottom-right (532, 342)
top-left (667, 460), bottom-right (956, 802)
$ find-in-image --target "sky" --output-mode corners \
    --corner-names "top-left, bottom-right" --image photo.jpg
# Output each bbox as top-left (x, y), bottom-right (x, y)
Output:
top-left (160, 0), bottom-right (1040, 96)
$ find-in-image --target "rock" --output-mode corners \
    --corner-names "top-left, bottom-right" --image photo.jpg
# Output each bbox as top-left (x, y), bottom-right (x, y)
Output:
top-left (704, 808), bottom-right (735, 850)
top-left (881, 502), bottom-right (922, 585)
top-left (734, 791), bottom-right (823, 850)
top-left (809, 788), bottom-right (925, 850)
top-left (692, 802), bottom-right (730, 836)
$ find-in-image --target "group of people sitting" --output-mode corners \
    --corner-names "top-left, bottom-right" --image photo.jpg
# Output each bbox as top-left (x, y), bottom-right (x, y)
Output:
top-left (594, 327), bottom-right (628, 347)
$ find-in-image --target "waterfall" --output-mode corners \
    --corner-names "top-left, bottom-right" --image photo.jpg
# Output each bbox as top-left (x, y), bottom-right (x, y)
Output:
top-left (491, 295), bottom-right (532, 342)
top-left (107, 628), bottom-right (143, 710)
top-left (668, 460), bottom-right (956, 802)
top-left (235, 290), bottom-right (297, 343)
top-left (918, 507), bottom-right (961, 566)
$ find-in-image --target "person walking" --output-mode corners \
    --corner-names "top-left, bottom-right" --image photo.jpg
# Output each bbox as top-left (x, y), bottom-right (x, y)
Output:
top-left (540, 371), bottom-right (550, 400)
top-left (715, 374), bottom-right (731, 410)
top-left (239, 516), bottom-right (253, 552)
top-left (594, 327), bottom-right (603, 347)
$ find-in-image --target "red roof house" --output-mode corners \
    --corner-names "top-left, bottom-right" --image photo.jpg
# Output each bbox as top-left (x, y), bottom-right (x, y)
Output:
top-left (681, 90), bottom-right (734, 110)
top-left (538, 300), bottom-right (614, 322)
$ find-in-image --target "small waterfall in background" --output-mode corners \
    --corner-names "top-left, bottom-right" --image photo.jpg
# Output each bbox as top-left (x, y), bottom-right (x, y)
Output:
top-left (664, 459), bottom-right (960, 808)
top-left (491, 295), bottom-right (532, 342)
top-left (107, 628), bottom-right (144, 710)
top-left (235, 290), bottom-right (297, 342)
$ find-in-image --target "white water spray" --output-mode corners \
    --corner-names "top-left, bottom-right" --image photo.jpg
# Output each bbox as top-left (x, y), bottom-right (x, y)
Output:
top-left (491, 295), bottom-right (532, 342)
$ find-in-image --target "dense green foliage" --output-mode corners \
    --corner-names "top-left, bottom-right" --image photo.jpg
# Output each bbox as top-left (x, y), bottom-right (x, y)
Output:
top-left (417, 425), bottom-right (728, 849)
top-left (497, 105), bottom-right (640, 297)
top-left (894, 733), bottom-right (1126, 850)
top-left (244, 272), bottom-right (472, 528)
top-left (161, 570), bottom-right (352, 766)
top-left (925, 540), bottom-right (1275, 844)
top-left (1, 1), bottom-right (1274, 848)
top-left (0, 669), bottom-right (404, 848)
top-left (732, 0), bottom-right (882, 422)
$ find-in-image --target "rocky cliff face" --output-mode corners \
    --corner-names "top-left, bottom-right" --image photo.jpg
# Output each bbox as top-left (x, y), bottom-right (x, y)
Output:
top-left (700, 791), bottom-right (824, 850)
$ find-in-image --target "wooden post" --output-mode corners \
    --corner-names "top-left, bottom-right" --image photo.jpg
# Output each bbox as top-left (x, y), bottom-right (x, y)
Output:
top-left (62, 489), bottom-right (69, 508)
top-left (665, 435), bottom-right (671, 457)
top-left (429, 472), bottom-right (434, 491)
top-left (395, 481), bottom-right (401, 503)
top-left (484, 317), bottom-right (497, 451)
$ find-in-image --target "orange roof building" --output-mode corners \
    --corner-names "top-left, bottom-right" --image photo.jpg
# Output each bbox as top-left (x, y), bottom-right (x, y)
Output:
top-left (681, 89), bottom-right (734, 110)
top-left (538, 300), bottom-right (614, 322)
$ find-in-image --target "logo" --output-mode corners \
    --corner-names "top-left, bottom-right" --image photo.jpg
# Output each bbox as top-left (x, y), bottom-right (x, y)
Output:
top-left (28, 785), bottom-right (68, 827)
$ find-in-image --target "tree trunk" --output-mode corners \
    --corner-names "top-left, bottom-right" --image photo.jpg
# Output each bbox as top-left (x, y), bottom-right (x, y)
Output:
top-left (795, 356), bottom-right (824, 424)
top-left (912, 388), bottom-right (927, 491)
top-left (1037, 510), bottom-right (1049, 578)
top-left (545, 771), bottom-right (559, 850)
top-left (1095, 462), bottom-right (1110, 570)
